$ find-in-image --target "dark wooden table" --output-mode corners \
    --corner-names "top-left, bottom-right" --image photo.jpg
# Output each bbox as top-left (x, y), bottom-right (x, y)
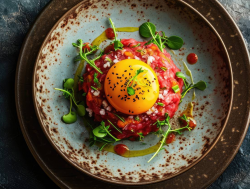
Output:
top-left (0, 0), bottom-right (249, 188)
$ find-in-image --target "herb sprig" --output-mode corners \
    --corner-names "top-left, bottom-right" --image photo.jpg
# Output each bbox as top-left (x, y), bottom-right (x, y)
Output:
top-left (89, 121), bottom-right (121, 151)
top-left (109, 18), bottom-right (123, 51)
top-left (73, 39), bottom-right (103, 74)
top-left (126, 67), bottom-right (145, 96)
top-left (176, 72), bottom-right (207, 101)
top-left (148, 113), bottom-right (192, 162)
top-left (55, 78), bottom-right (85, 124)
top-left (139, 22), bottom-right (184, 51)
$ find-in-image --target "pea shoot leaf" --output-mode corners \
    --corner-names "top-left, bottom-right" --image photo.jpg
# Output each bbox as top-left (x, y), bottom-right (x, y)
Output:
top-left (139, 22), bottom-right (156, 38)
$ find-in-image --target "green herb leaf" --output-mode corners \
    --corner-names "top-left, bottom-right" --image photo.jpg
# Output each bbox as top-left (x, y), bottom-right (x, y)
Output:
top-left (114, 114), bottom-right (125, 122)
top-left (166, 36), bottom-right (184, 50)
top-left (132, 43), bottom-right (141, 47)
top-left (193, 81), bottom-right (207, 91)
top-left (63, 78), bottom-right (74, 89)
top-left (157, 102), bottom-right (164, 106)
top-left (107, 120), bottom-right (122, 133)
top-left (176, 72), bottom-right (186, 80)
top-left (161, 67), bottom-right (167, 71)
top-left (127, 87), bottom-right (135, 96)
top-left (72, 39), bottom-right (103, 74)
top-left (139, 22), bottom-right (156, 38)
top-left (138, 132), bottom-right (144, 141)
top-left (114, 40), bottom-right (124, 51)
top-left (99, 143), bottom-right (108, 151)
top-left (62, 112), bottom-right (77, 124)
top-left (93, 125), bottom-right (108, 138)
top-left (172, 85), bottom-right (180, 93)
top-left (126, 67), bottom-right (145, 96)
top-left (82, 93), bottom-right (86, 96)
top-left (93, 73), bottom-right (101, 88)
top-left (109, 18), bottom-right (124, 51)
top-left (91, 86), bottom-right (98, 91)
top-left (134, 116), bottom-right (140, 121)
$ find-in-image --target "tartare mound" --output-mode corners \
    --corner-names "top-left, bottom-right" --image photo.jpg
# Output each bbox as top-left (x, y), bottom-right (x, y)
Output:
top-left (80, 39), bottom-right (183, 140)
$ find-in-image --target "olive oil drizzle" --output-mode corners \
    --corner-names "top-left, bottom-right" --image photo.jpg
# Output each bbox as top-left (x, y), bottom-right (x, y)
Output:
top-left (91, 27), bottom-right (139, 46)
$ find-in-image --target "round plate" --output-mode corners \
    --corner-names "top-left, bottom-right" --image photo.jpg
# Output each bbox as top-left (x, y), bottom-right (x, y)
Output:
top-left (33, 0), bottom-right (233, 184)
top-left (16, 0), bottom-right (250, 188)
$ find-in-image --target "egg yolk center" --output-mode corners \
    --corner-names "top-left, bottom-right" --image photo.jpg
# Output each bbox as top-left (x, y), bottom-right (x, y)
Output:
top-left (104, 59), bottom-right (159, 115)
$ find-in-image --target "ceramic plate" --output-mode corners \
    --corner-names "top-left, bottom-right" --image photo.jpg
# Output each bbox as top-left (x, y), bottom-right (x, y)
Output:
top-left (32, 0), bottom-right (232, 184)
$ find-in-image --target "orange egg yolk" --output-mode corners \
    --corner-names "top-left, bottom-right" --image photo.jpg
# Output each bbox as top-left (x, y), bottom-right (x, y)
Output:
top-left (104, 59), bottom-right (159, 115)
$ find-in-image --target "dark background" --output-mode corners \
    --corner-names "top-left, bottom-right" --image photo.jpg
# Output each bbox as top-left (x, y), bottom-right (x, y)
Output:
top-left (0, 0), bottom-right (249, 188)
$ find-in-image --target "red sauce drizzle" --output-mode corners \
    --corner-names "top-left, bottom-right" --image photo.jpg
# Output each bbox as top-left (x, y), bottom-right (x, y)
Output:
top-left (187, 53), bottom-right (198, 64)
top-left (166, 133), bottom-right (176, 144)
top-left (105, 28), bottom-right (115, 39)
top-left (114, 144), bottom-right (129, 155)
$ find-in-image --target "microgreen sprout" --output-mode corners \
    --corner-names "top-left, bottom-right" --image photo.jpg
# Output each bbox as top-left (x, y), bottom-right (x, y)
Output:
top-left (107, 120), bottom-right (122, 133)
top-left (172, 85), bottom-right (180, 93)
top-left (175, 72), bottom-right (207, 101)
top-left (109, 18), bottom-right (123, 51)
top-left (55, 79), bottom-right (86, 123)
top-left (157, 102), bottom-right (164, 106)
top-left (134, 116), bottom-right (140, 121)
top-left (160, 67), bottom-right (167, 71)
top-left (114, 114), bottom-right (125, 123)
top-left (89, 121), bottom-right (121, 151)
top-left (91, 86), bottom-right (98, 91)
top-left (139, 22), bottom-right (184, 51)
top-left (126, 67), bottom-right (145, 96)
top-left (72, 39), bottom-right (103, 74)
top-left (93, 73), bottom-right (101, 88)
top-left (148, 113), bottom-right (192, 163)
top-left (138, 132), bottom-right (144, 141)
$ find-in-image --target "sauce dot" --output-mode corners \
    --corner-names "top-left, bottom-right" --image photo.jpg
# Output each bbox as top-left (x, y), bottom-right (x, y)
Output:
top-left (166, 133), bottom-right (175, 144)
top-left (105, 28), bottom-right (115, 39)
top-left (114, 144), bottom-right (129, 155)
top-left (188, 117), bottom-right (197, 129)
top-left (187, 53), bottom-right (198, 64)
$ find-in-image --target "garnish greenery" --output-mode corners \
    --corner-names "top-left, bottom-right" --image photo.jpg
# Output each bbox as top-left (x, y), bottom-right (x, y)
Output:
top-left (126, 67), bottom-right (145, 96)
top-left (89, 121), bottom-right (121, 150)
top-left (107, 120), bottom-right (122, 133)
top-left (139, 22), bottom-right (184, 51)
top-left (172, 85), bottom-right (180, 93)
top-left (72, 39), bottom-right (103, 74)
top-left (114, 113), bottom-right (125, 123)
top-left (176, 72), bottom-right (207, 101)
top-left (138, 132), bottom-right (144, 141)
top-left (148, 113), bottom-right (191, 163)
top-left (78, 75), bottom-right (84, 83)
top-left (157, 102), bottom-right (164, 106)
top-left (109, 18), bottom-right (123, 51)
top-left (91, 86), bottom-right (97, 91)
top-left (160, 67), bottom-right (167, 71)
top-left (134, 116), bottom-right (140, 121)
top-left (55, 78), bottom-right (85, 124)
top-left (132, 43), bottom-right (141, 48)
top-left (93, 73), bottom-right (101, 88)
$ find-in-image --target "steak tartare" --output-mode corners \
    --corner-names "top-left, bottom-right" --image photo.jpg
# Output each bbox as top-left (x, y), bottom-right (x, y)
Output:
top-left (80, 38), bottom-right (183, 140)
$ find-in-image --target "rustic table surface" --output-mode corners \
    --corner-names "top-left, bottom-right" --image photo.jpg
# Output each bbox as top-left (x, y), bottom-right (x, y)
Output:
top-left (0, 0), bottom-right (249, 188)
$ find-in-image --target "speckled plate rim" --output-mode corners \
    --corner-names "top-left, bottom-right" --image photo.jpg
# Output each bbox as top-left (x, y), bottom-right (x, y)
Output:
top-left (15, 0), bottom-right (250, 188)
top-left (31, 0), bottom-right (233, 185)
